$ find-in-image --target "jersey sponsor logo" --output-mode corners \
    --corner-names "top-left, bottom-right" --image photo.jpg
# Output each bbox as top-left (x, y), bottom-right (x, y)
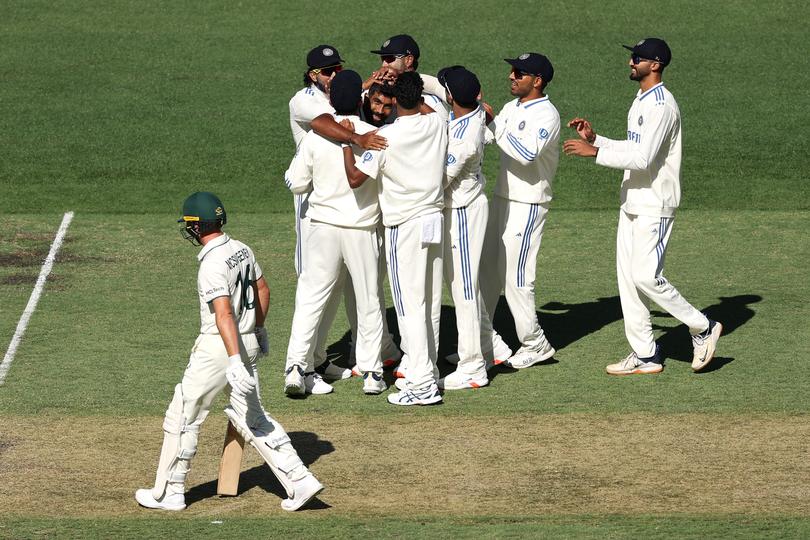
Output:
top-left (362, 151), bottom-right (373, 163)
top-left (538, 128), bottom-right (549, 139)
top-left (518, 120), bottom-right (526, 130)
top-left (638, 115), bottom-right (644, 126)
top-left (446, 154), bottom-right (457, 165)
top-left (627, 130), bottom-right (641, 143)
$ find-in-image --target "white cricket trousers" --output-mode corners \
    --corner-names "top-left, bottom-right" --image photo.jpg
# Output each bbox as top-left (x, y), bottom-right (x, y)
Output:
top-left (386, 215), bottom-right (443, 390)
top-left (294, 194), bottom-right (358, 368)
top-left (480, 195), bottom-right (550, 349)
top-left (617, 210), bottom-right (709, 357)
top-left (443, 194), bottom-right (488, 375)
top-left (287, 221), bottom-right (383, 374)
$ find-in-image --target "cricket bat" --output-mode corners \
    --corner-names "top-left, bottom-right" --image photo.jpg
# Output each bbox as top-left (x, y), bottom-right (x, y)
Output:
top-left (217, 420), bottom-right (245, 496)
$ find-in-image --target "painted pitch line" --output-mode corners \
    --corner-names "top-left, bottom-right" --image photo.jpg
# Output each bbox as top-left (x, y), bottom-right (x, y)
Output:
top-left (0, 211), bottom-right (74, 386)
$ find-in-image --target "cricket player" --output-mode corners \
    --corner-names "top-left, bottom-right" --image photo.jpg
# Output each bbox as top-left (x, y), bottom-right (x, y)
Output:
top-left (366, 34), bottom-right (450, 122)
top-left (479, 52), bottom-right (560, 369)
top-left (563, 38), bottom-right (722, 374)
top-left (288, 45), bottom-right (392, 389)
top-left (285, 70), bottom-right (387, 396)
top-left (343, 72), bottom-right (447, 406)
top-left (135, 192), bottom-right (323, 512)
top-left (360, 82), bottom-right (395, 127)
top-left (436, 67), bottom-right (492, 390)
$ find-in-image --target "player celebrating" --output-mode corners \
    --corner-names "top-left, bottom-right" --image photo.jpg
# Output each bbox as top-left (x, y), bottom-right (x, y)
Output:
top-left (135, 192), bottom-right (323, 512)
top-left (564, 38), bottom-right (722, 374)
top-left (285, 70), bottom-right (387, 396)
top-left (343, 72), bottom-right (448, 406)
top-left (479, 52), bottom-right (560, 369)
top-left (436, 67), bottom-right (491, 390)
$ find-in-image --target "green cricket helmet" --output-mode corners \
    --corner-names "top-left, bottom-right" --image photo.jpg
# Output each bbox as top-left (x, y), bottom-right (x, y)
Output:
top-left (178, 191), bottom-right (227, 245)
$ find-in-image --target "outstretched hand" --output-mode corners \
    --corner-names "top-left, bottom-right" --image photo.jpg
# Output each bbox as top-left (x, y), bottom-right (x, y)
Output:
top-left (354, 130), bottom-right (388, 151)
top-left (567, 117), bottom-right (596, 143)
top-left (563, 138), bottom-right (598, 158)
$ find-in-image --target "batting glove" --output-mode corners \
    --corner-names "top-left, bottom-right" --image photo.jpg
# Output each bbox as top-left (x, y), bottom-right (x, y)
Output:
top-left (226, 354), bottom-right (256, 395)
top-left (255, 326), bottom-right (269, 357)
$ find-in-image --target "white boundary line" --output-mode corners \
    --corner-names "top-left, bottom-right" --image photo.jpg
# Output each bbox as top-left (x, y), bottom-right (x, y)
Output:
top-left (0, 211), bottom-right (74, 386)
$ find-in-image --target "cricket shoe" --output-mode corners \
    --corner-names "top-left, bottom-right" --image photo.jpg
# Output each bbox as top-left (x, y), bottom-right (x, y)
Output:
top-left (284, 365), bottom-right (305, 396)
top-left (691, 320), bottom-right (723, 372)
top-left (281, 474), bottom-right (324, 511)
top-left (606, 347), bottom-right (663, 375)
top-left (506, 341), bottom-right (556, 369)
top-left (134, 489), bottom-right (186, 511)
top-left (350, 365), bottom-right (362, 377)
top-left (438, 370), bottom-right (488, 390)
top-left (304, 372), bottom-right (334, 395)
top-left (316, 360), bottom-right (351, 381)
top-left (394, 377), bottom-right (408, 391)
top-left (362, 372), bottom-right (387, 394)
top-left (447, 341), bottom-right (513, 368)
top-left (393, 359), bottom-right (408, 379)
top-left (387, 383), bottom-right (442, 406)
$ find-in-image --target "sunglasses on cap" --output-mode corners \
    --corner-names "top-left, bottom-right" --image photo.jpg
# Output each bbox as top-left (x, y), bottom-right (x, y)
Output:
top-left (311, 64), bottom-right (343, 76)
top-left (380, 53), bottom-right (407, 63)
top-left (630, 54), bottom-right (658, 65)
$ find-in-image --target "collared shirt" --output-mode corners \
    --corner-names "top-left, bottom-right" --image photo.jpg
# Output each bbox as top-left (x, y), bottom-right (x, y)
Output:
top-left (356, 113), bottom-right (448, 227)
top-left (288, 115), bottom-right (380, 228)
top-left (445, 106), bottom-right (487, 208)
top-left (288, 85), bottom-right (334, 148)
top-left (594, 83), bottom-right (682, 218)
top-left (197, 234), bottom-right (263, 335)
top-left (488, 96), bottom-right (560, 204)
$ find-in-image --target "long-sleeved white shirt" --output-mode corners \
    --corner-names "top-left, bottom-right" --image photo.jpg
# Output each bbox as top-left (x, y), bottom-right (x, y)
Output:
top-left (594, 83), bottom-right (682, 218)
top-left (487, 96), bottom-right (560, 204)
top-left (445, 106), bottom-right (487, 208)
top-left (287, 115), bottom-right (380, 229)
top-left (288, 85), bottom-right (334, 149)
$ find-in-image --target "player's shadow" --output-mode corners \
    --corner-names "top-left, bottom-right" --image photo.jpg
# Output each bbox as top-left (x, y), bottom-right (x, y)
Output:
top-left (185, 430), bottom-right (334, 509)
top-left (653, 294), bottom-right (761, 372)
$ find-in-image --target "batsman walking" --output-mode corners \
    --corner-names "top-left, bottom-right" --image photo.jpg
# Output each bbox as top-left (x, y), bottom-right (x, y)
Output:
top-left (135, 192), bottom-right (323, 511)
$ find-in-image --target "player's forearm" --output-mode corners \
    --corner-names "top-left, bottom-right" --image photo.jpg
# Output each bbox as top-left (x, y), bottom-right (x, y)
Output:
top-left (254, 277), bottom-right (270, 327)
top-left (342, 146), bottom-right (370, 188)
top-left (213, 304), bottom-right (241, 357)
top-left (496, 133), bottom-right (536, 166)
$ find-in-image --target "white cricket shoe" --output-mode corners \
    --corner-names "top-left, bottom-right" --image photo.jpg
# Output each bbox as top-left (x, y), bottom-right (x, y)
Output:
top-left (438, 370), bottom-right (488, 390)
top-left (362, 372), bottom-right (387, 395)
top-left (281, 474), bottom-right (324, 511)
top-left (135, 489), bottom-right (186, 511)
top-left (506, 341), bottom-right (556, 369)
top-left (304, 372), bottom-right (334, 395)
top-left (394, 377), bottom-right (408, 391)
top-left (393, 361), bottom-right (408, 379)
top-left (606, 348), bottom-right (663, 375)
top-left (691, 320), bottom-right (723, 372)
top-left (447, 341), bottom-right (513, 368)
top-left (387, 383), bottom-right (442, 406)
top-left (350, 365), bottom-right (362, 377)
top-left (318, 360), bottom-right (351, 381)
top-left (284, 365), bottom-right (305, 396)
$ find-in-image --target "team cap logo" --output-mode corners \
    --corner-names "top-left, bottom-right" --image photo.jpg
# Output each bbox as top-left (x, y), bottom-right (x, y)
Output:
top-left (323, 48), bottom-right (334, 56)
top-left (215, 206), bottom-right (224, 216)
top-left (383, 39), bottom-right (391, 47)
top-left (637, 39), bottom-right (646, 46)
top-left (519, 53), bottom-right (530, 60)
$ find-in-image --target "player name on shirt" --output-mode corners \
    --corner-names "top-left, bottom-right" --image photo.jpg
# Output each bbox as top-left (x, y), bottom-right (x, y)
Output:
top-left (224, 248), bottom-right (251, 270)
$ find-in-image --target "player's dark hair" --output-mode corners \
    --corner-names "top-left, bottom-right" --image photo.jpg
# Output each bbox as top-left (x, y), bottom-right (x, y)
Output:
top-left (369, 82), bottom-right (395, 98)
top-left (303, 70), bottom-right (313, 86)
top-left (393, 72), bottom-right (423, 110)
top-left (412, 58), bottom-right (419, 70)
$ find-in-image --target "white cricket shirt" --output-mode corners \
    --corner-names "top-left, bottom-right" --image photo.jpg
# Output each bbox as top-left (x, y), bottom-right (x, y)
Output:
top-left (594, 83), bottom-right (682, 218)
top-left (196, 234), bottom-right (263, 335)
top-left (356, 112), bottom-right (447, 227)
top-left (445, 106), bottom-right (487, 208)
top-left (288, 85), bottom-right (334, 148)
top-left (288, 115), bottom-right (380, 228)
top-left (488, 96), bottom-right (560, 204)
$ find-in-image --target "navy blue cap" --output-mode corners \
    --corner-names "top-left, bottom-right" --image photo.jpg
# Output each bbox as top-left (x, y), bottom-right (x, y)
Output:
top-left (504, 52), bottom-right (554, 83)
top-left (444, 67), bottom-right (481, 104)
top-left (307, 44), bottom-right (344, 69)
top-left (437, 65), bottom-right (464, 87)
top-left (623, 38), bottom-right (671, 65)
top-left (371, 34), bottom-right (420, 58)
top-left (330, 70), bottom-right (363, 113)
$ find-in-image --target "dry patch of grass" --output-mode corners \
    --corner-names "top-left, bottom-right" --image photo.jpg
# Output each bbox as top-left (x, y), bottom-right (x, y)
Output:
top-left (1, 413), bottom-right (807, 518)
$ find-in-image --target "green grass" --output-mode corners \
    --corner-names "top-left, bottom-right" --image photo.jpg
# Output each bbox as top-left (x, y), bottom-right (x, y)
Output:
top-left (2, 1), bottom-right (809, 537)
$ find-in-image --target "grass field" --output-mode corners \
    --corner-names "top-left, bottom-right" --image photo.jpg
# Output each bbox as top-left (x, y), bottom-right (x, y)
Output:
top-left (2, 1), bottom-right (809, 538)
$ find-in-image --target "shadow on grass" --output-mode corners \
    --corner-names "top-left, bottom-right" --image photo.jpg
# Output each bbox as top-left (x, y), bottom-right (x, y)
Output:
top-left (185, 430), bottom-right (334, 509)
top-left (653, 294), bottom-right (761, 369)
